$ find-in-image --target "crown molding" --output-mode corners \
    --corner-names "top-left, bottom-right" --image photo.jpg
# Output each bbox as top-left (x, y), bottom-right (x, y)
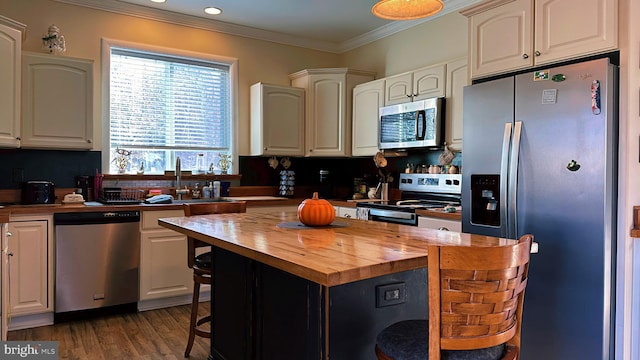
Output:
top-left (54, 0), bottom-right (481, 54)
top-left (0, 14), bottom-right (27, 41)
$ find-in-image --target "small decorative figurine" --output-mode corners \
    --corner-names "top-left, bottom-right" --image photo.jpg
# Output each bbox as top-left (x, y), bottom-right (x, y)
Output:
top-left (112, 148), bottom-right (131, 174)
top-left (217, 154), bottom-right (232, 174)
top-left (42, 25), bottom-right (66, 54)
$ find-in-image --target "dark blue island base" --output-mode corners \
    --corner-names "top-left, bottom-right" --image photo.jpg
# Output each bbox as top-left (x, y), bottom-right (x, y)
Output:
top-left (210, 247), bottom-right (428, 360)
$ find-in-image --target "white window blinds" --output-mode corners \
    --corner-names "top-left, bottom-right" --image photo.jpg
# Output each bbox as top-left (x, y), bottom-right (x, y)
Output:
top-left (109, 48), bottom-right (231, 151)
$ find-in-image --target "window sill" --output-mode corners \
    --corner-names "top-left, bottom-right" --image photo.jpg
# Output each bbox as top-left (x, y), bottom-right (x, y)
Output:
top-left (103, 174), bottom-right (242, 181)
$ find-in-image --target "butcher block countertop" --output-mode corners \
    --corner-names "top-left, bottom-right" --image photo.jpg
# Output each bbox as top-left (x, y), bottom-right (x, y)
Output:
top-left (0, 197), bottom-right (460, 221)
top-left (159, 211), bottom-right (513, 287)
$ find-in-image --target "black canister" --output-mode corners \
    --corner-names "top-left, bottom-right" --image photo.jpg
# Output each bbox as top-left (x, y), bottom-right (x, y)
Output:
top-left (319, 170), bottom-right (334, 199)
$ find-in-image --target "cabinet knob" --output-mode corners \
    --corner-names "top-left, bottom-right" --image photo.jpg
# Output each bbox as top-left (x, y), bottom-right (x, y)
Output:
top-left (345, 214), bottom-right (351, 218)
top-left (406, 94), bottom-right (412, 98)
top-left (87, 139), bottom-right (92, 143)
top-left (8, 252), bottom-right (13, 257)
top-left (438, 227), bottom-right (449, 231)
top-left (264, 147), bottom-right (268, 151)
top-left (534, 51), bottom-right (541, 56)
top-left (522, 54), bottom-right (529, 59)
top-left (309, 149), bottom-right (313, 152)
top-left (15, 137), bottom-right (21, 140)
top-left (6, 231), bottom-right (11, 237)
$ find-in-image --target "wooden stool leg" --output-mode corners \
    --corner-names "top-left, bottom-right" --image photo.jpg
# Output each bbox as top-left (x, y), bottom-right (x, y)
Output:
top-left (184, 273), bottom-right (201, 358)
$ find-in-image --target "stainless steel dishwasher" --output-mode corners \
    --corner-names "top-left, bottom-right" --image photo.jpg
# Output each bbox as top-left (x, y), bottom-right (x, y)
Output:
top-left (54, 211), bottom-right (140, 318)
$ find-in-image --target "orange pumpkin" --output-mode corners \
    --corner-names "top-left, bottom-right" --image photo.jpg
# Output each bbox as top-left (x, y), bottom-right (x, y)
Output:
top-left (297, 192), bottom-right (336, 226)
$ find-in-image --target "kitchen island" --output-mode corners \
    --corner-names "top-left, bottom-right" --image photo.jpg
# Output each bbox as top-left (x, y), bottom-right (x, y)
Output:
top-left (158, 211), bottom-right (516, 360)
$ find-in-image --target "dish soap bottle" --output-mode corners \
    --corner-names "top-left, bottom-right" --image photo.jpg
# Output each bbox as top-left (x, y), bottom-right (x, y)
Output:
top-left (203, 182), bottom-right (212, 199)
top-left (213, 181), bottom-right (221, 199)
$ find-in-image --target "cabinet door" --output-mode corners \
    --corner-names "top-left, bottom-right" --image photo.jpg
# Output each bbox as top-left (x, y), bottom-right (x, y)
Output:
top-left (445, 58), bottom-right (468, 152)
top-left (412, 64), bottom-right (446, 101)
top-left (469, 0), bottom-right (534, 78)
top-left (140, 210), bottom-right (195, 301)
top-left (352, 79), bottom-right (384, 157)
top-left (305, 74), bottom-right (348, 156)
top-left (1, 223), bottom-right (8, 341)
top-left (534, 0), bottom-right (617, 65)
top-left (417, 217), bottom-right (461, 232)
top-left (250, 83), bottom-right (305, 156)
top-left (0, 22), bottom-right (21, 148)
top-left (7, 219), bottom-right (50, 316)
top-left (21, 53), bottom-right (93, 149)
top-left (139, 231), bottom-right (193, 300)
top-left (337, 207), bottom-right (356, 219)
top-left (384, 72), bottom-right (412, 105)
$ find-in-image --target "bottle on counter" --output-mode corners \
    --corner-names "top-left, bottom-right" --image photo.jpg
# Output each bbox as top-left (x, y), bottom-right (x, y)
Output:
top-left (213, 180), bottom-right (221, 199)
top-left (203, 182), bottom-right (212, 198)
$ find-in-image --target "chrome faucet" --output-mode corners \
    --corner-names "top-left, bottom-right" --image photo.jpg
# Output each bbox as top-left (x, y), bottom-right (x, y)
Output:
top-left (175, 157), bottom-right (189, 200)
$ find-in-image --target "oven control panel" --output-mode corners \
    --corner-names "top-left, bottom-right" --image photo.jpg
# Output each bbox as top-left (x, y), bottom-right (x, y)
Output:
top-left (399, 173), bottom-right (462, 194)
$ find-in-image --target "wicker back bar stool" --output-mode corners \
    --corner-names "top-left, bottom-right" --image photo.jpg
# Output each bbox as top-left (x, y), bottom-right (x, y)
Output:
top-left (182, 201), bottom-right (247, 357)
top-left (375, 234), bottom-right (533, 360)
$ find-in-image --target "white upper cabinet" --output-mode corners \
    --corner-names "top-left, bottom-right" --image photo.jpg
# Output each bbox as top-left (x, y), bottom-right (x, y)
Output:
top-left (444, 58), bottom-right (467, 152)
top-left (463, 0), bottom-right (617, 79)
top-left (290, 68), bottom-right (375, 157)
top-left (352, 79), bottom-right (385, 157)
top-left (0, 16), bottom-right (24, 148)
top-left (384, 63), bottom-right (446, 105)
top-left (250, 82), bottom-right (305, 156)
top-left (21, 52), bottom-right (94, 149)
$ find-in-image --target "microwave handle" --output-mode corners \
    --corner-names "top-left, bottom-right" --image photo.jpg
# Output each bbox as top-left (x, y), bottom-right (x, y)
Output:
top-left (415, 110), bottom-right (426, 140)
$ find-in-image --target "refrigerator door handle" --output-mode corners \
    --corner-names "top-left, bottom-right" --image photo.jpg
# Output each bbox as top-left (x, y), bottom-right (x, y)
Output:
top-left (500, 122), bottom-right (512, 238)
top-left (507, 121), bottom-right (522, 238)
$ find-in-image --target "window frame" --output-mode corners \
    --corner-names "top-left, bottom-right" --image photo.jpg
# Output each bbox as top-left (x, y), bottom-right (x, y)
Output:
top-left (101, 38), bottom-right (239, 174)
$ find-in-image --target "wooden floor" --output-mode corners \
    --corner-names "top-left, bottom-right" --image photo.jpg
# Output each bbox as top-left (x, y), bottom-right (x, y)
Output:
top-left (8, 304), bottom-right (211, 360)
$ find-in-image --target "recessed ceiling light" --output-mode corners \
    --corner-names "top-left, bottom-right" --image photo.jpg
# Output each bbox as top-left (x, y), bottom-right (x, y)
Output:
top-left (204, 6), bottom-right (222, 15)
top-left (150, 0), bottom-right (166, 3)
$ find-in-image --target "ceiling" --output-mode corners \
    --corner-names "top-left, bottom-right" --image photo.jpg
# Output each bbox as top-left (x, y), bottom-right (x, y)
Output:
top-left (55, 0), bottom-right (481, 53)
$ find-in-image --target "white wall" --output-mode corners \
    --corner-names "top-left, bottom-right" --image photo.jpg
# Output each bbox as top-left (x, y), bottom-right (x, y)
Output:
top-left (340, 12), bottom-right (468, 78)
top-left (616, 0), bottom-right (640, 358)
top-left (0, 0), bottom-right (340, 156)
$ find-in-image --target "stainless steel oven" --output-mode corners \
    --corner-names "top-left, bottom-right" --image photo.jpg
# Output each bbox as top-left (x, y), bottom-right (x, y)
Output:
top-left (356, 173), bottom-right (461, 226)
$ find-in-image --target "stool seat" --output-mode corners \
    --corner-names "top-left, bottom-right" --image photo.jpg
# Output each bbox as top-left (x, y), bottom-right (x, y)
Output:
top-left (376, 320), bottom-right (505, 360)
top-left (374, 235), bottom-right (533, 360)
top-left (194, 251), bottom-right (212, 269)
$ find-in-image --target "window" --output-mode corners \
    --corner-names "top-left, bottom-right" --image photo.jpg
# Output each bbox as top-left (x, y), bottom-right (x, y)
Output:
top-left (103, 40), bottom-right (237, 174)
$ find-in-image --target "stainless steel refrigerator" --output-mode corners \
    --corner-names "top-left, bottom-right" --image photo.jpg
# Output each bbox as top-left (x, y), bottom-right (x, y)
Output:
top-left (461, 58), bottom-right (617, 360)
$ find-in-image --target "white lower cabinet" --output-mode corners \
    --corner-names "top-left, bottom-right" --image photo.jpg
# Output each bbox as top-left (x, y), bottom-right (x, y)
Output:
top-left (335, 206), bottom-right (356, 219)
top-left (7, 215), bottom-right (53, 317)
top-left (139, 210), bottom-right (202, 308)
top-left (1, 222), bottom-right (9, 340)
top-left (417, 216), bottom-right (461, 232)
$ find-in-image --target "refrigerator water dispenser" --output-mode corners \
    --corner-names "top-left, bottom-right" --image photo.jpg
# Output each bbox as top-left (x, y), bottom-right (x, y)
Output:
top-left (470, 175), bottom-right (500, 227)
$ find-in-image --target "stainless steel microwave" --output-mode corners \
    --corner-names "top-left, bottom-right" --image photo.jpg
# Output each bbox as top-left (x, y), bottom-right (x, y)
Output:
top-left (379, 98), bottom-right (444, 150)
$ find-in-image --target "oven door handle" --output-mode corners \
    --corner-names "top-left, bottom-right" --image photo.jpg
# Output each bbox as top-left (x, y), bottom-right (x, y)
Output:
top-left (368, 208), bottom-right (416, 220)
